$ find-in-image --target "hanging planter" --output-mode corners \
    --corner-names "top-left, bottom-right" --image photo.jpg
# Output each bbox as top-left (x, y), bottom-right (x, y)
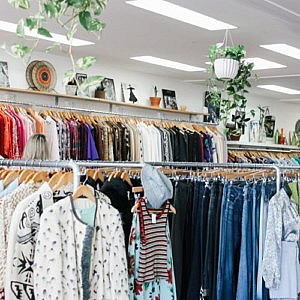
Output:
top-left (214, 58), bottom-right (239, 79)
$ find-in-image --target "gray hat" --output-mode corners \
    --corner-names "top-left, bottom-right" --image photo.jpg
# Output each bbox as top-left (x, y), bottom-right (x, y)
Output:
top-left (141, 164), bottom-right (173, 209)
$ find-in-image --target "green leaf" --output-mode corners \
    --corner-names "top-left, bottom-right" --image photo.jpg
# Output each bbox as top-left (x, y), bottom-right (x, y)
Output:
top-left (45, 42), bottom-right (60, 53)
top-left (79, 11), bottom-right (105, 32)
top-left (44, 3), bottom-right (57, 18)
top-left (16, 19), bottom-right (25, 37)
top-left (68, 0), bottom-right (86, 9)
top-left (96, 0), bottom-right (107, 10)
top-left (76, 56), bottom-right (97, 70)
top-left (10, 43), bottom-right (32, 58)
top-left (9, 0), bottom-right (29, 9)
top-left (38, 27), bottom-right (52, 38)
top-left (80, 75), bottom-right (104, 91)
top-left (63, 70), bottom-right (76, 86)
top-left (26, 17), bottom-right (37, 30)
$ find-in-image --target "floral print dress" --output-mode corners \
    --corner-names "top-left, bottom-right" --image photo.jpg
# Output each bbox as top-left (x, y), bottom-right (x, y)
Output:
top-left (128, 198), bottom-right (177, 300)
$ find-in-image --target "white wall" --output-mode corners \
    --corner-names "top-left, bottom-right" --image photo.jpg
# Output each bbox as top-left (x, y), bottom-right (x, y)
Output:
top-left (0, 50), bottom-right (206, 117)
top-left (1, 49), bottom-right (299, 138)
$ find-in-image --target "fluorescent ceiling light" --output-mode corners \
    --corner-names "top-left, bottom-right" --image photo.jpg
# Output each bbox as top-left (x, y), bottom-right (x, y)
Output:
top-left (205, 61), bottom-right (212, 65)
top-left (260, 44), bottom-right (300, 60)
top-left (244, 57), bottom-right (286, 70)
top-left (280, 99), bottom-right (300, 102)
top-left (131, 56), bottom-right (205, 72)
top-left (126, 0), bottom-right (237, 31)
top-left (257, 84), bottom-right (300, 95)
top-left (0, 20), bottom-right (94, 46)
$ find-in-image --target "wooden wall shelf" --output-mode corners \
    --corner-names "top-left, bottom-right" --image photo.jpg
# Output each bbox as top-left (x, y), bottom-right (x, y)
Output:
top-left (0, 87), bottom-right (208, 116)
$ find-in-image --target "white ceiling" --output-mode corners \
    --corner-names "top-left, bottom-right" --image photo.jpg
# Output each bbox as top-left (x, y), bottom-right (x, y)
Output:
top-left (1, 0), bottom-right (300, 100)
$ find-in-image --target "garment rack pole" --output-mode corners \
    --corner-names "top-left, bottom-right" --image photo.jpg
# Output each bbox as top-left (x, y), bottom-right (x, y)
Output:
top-left (75, 161), bottom-right (281, 193)
top-left (0, 97), bottom-right (217, 126)
top-left (0, 159), bottom-right (80, 192)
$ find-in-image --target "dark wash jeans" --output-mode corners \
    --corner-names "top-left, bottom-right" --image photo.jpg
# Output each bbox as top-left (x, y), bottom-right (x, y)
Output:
top-left (217, 182), bottom-right (244, 300)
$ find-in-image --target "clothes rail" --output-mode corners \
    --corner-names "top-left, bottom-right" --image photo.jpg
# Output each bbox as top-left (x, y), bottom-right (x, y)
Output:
top-left (75, 161), bottom-right (281, 193)
top-left (0, 159), bottom-right (80, 192)
top-left (0, 98), bottom-right (217, 126)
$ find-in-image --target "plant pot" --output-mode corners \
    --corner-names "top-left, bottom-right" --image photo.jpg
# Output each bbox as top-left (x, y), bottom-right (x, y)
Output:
top-left (227, 133), bottom-right (241, 141)
top-left (214, 58), bottom-right (239, 79)
top-left (150, 97), bottom-right (161, 107)
top-left (65, 85), bottom-right (77, 96)
top-left (95, 90), bottom-right (105, 99)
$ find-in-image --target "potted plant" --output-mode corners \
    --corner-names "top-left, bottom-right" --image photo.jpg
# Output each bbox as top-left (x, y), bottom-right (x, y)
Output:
top-left (207, 44), bottom-right (256, 141)
top-left (149, 86), bottom-right (161, 107)
top-left (65, 79), bottom-right (77, 96)
top-left (209, 44), bottom-right (246, 79)
top-left (95, 84), bottom-right (105, 99)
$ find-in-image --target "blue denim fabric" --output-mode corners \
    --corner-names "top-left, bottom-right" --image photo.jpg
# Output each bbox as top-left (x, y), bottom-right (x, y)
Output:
top-left (256, 181), bottom-right (277, 300)
top-left (187, 181), bottom-right (205, 299)
top-left (252, 182), bottom-right (262, 300)
top-left (217, 182), bottom-right (244, 300)
top-left (236, 184), bottom-right (253, 300)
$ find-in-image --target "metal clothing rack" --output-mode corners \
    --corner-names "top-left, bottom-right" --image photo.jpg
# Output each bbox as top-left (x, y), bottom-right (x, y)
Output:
top-left (0, 159), bottom-right (80, 192)
top-left (75, 161), bottom-right (281, 193)
top-left (0, 97), bottom-right (217, 127)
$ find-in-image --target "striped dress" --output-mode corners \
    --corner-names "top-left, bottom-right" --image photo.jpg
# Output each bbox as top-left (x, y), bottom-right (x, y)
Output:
top-left (128, 198), bottom-right (177, 300)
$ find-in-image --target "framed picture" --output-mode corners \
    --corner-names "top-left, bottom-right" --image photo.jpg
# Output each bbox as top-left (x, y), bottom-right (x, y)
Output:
top-left (204, 91), bottom-right (220, 123)
top-left (162, 89), bottom-right (178, 110)
top-left (76, 73), bottom-right (87, 86)
top-left (121, 82), bottom-right (140, 103)
top-left (101, 78), bottom-right (116, 100)
top-left (264, 115), bottom-right (276, 137)
top-left (0, 61), bottom-right (10, 87)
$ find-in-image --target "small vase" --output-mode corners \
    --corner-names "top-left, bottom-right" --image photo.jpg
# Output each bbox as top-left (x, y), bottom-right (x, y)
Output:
top-left (150, 97), bottom-right (161, 107)
top-left (95, 90), bottom-right (105, 99)
top-left (258, 126), bottom-right (267, 143)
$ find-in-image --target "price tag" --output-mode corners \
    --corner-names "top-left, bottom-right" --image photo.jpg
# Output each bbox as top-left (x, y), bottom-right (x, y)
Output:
top-left (152, 213), bottom-right (157, 224)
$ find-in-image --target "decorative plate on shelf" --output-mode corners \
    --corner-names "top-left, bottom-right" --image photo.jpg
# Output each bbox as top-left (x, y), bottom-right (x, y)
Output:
top-left (31, 60), bottom-right (57, 91)
top-left (25, 60), bottom-right (39, 89)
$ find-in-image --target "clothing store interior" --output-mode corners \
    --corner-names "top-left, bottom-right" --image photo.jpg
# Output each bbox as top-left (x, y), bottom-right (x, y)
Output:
top-left (0, 0), bottom-right (300, 299)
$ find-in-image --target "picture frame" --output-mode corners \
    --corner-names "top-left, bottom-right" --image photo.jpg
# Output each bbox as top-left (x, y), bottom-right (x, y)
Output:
top-left (0, 61), bottom-right (10, 87)
top-left (75, 73), bottom-right (87, 86)
top-left (204, 91), bottom-right (220, 123)
top-left (162, 89), bottom-right (178, 110)
top-left (101, 78), bottom-right (116, 100)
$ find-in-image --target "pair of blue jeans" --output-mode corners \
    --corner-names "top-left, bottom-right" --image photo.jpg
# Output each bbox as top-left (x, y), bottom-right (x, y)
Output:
top-left (217, 182), bottom-right (244, 300)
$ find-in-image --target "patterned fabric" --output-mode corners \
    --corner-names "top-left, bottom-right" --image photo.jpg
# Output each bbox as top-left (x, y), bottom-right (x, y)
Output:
top-left (128, 200), bottom-right (176, 300)
top-left (262, 188), bottom-right (300, 289)
top-left (34, 192), bottom-right (128, 300)
top-left (5, 182), bottom-right (72, 300)
top-left (0, 181), bottom-right (38, 295)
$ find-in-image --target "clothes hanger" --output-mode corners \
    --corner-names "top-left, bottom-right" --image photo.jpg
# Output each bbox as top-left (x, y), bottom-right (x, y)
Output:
top-left (52, 172), bottom-right (73, 192)
top-left (120, 170), bottom-right (133, 186)
top-left (19, 169), bottom-right (35, 183)
top-left (48, 171), bottom-right (64, 189)
top-left (3, 170), bottom-right (20, 187)
top-left (32, 171), bottom-right (49, 183)
top-left (72, 184), bottom-right (96, 202)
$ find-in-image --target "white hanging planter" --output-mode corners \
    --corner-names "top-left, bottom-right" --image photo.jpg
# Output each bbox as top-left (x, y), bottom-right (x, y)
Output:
top-left (214, 58), bottom-right (239, 79)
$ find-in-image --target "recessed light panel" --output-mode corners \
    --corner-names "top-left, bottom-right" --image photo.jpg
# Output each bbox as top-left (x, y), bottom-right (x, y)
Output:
top-left (126, 0), bottom-right (237, 31)
top-left (244, 57), bottom-right (286, 70)
top-left (0, 20), bottom-right (94, 46)
top-left (260, 44), bottom-right (300, 60)
top-left (131, 56), bottom-right (205, 72)
top-left (257, 84), bottom-right (300, 95)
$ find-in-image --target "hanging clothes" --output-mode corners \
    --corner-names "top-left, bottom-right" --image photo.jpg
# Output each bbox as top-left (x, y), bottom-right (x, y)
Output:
top-left (128, 198), bottom-right (176, 299)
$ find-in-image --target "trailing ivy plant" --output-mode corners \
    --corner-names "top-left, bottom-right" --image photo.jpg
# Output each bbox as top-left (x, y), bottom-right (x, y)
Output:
top-left (207, 43), bottom-right (256, 136)
top-left (3, 0), bottom-right (107, 92)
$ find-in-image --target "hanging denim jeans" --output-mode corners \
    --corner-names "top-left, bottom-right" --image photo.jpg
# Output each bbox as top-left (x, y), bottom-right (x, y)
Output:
top-left (217, 182), bottom-right (244, 300)
top-left (236, 184), bottom-right (253, 300)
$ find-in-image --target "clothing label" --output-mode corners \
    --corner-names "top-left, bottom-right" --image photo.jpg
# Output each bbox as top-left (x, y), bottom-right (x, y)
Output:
top-left (152, 213), bottom-right (157, 224)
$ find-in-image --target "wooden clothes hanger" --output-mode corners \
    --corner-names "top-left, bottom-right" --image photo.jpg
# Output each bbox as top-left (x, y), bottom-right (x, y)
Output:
top-left (3, 170), bottom-right (20, 187)
top-left (52, 172), bottom-right (73, 192)
top-left (32, 171), bottom-right (49, 183)
top-left (72, 184), bottom-right (96, 202)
